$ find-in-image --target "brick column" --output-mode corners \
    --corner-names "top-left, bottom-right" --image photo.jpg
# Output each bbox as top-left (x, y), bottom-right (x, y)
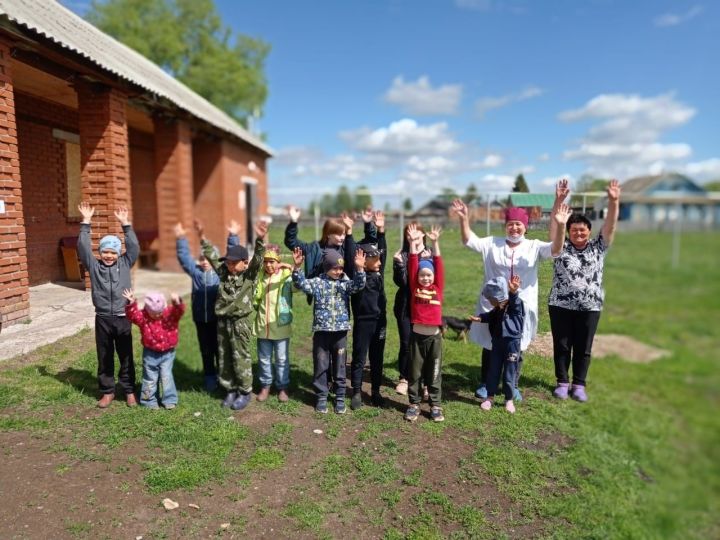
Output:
top-left (153, 117), bottom-right (194, 271)
top-left (0, 40), bottom-right (30, 328)
top-left (76, 82), bottom-right (131, 287)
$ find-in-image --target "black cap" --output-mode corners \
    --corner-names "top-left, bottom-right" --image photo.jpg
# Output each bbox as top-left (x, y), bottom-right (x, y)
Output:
top-left (358, 242), bottom-right (383, 258)
top-left (219, 245), bottom-right (249, 262)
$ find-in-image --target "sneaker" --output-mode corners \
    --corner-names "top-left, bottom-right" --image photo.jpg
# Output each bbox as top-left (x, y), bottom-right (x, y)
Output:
top-left (222, 392), bottom-right (238, 408)
top-left (334, 400), bottom-right (347, 415)
top-left (430, 406), bottom-right (445, 422)
top-left (204, 375), bottom-right (218, 392)
top-left (230, 393), bottom-right (251, 411)
top-left (126, 393), bottom-right (138, 407)
top-left (553, 383), bottom-right (570, 400)
top-left (164, 403), bottom-right (177, 410)
top-left (315, 400), bottom-right (328, 414)
top-left (505, 400), bottom-right (516, 414)
top-left (480, 399), bottom-right (492, 411)
top-left (350, 392), bottom-right (363, 410)
top-left (278, 389), bottom-right (289, 402)
top-left (395, 379), bottom-right (408, 395)
top-left (475, 384), bottom-right (488, 400)
top-left (571, 384), bottom-right (588, 403)
top-left (371, 392), bottom-right (385, 408)
top-left (257, 386), bottom-right (270, 402)
top-left (422, 386), bottom-right (430, 402)
top-left (513, 388), bottom-right (523, 402)
top-left (404, 405), bottom-right (420, 422)
top-left (97, 393), bottom-right (115, 409)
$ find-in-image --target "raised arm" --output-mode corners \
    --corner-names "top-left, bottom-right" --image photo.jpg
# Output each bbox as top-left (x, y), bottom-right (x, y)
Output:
top-left (426, 225), bottom-right (442, 257)
top-left (549, 179), bottom-right (570, 241)
top-left (245, 220), bottom-right (268, 281)
top-left (227, 219), bottom-right (241, 248)
top-left (451, 199), bottom-right (472, 245)
top-left (376, 211), bottom-right (388, 273)
top-left (76, 202), bottom-right (96, 269)
top-left (175, 223), bottom-right (197, 276)
top-left (601, 179), bottom-right (621, 247)
top-left (114, 206), bottom-right (139, 265)
top-left (551, 204), bottom-right (572, 256)
top-left (284, 205), bottom-right (310, 253)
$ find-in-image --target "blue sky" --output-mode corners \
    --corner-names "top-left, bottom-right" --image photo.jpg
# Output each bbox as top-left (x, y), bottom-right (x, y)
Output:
top-left (66, 0), bottom-right (720, 209)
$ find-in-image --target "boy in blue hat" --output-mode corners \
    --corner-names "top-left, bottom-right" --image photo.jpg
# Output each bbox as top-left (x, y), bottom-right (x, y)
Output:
top-left (76, 202), bottom-right (139, 408)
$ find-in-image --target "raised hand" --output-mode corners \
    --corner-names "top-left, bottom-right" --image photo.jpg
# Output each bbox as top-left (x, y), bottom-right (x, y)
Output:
top-left (556, 178), bottom-right (570, 201)
top-left (340, 212), bottom-right (354, 233)
top-left (361, 206), bottom-right (373, 223)
top-left (606, 179), bottom-right (621, 201)
top-left (354, 248), bottom-right (366, 270)
top-left (292, 247), bottom-right (304, 268)
top-left (509, 274), bottom-right (521, 294)
top-left (393, 249), bottom-right (403, 263)
top-left (170, 292), bottom-right (180, 304)
top-left (174, 222), bottom-right (186, 238)
top-left (114, 206), bottom-right (130, 226)
top-left (426, 225), bottom-right (442, 242)
top-left (78, 202), bottom-right (95, 223)
top-left (122, 288), bottom-right (135, 303)
top-left (374, 210), bottom-right (385, 231)
top-left (193, 219), bottom-right (204, 238)
top-left (227, 219), bottom-right (240, 236)
top-left (554, 203), bottom-right (573, 225)
top-left (406, 223), bottom-right (424, 242)
top-left (451, 198), bottom-right (468, 220)
top-left (254, 219), bottom-right (269, 241)
top-left (287, 205), bottom-right (301, 223)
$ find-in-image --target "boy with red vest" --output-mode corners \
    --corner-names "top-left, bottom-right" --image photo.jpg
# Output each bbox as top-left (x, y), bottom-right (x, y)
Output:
top-left (404, 224), bottom-right (445, 422)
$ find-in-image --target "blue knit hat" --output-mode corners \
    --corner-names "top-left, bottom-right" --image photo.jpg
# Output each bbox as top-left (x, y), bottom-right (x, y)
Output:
top-left (418, 259), bottom-right (435, 274)
top-left (482, 276), bottom-right (509, 303)
top-left (98, 235), bottom-right (121, 254)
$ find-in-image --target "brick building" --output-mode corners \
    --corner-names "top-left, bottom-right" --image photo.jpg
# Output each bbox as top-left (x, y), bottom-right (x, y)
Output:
top-left (0, 1), bottom-right (272, 329)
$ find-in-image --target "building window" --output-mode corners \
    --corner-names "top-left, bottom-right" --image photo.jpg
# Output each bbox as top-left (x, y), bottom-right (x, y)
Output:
top-left (53, 129), bottom-right (81, 219)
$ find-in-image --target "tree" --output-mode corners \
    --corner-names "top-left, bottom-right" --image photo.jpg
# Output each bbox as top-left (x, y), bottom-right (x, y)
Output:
top-left (577, 175), bottom-right (610, 192)
top-left (512, 174), bottom-right (530, 193)
top-left (87, 0), bottom-right (269, 125)
top-left (463, 183), bottom-right (478, 204)
top-left (439, 187), bottom-right (459, 203)
top-left (403, 198), bottom-right (413, 212)
top-left (335, 185), bottom-right (353, 213)
top-left (354, 185), bottom-right (372, 211)
top-left (319, 193), bottom-right (335, 216)
top-left (703, 180), bottom-right (720, 191)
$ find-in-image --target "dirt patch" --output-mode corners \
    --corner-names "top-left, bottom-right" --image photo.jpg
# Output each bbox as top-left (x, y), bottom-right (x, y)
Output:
top-left (527, 332), bottom-right (670, 364)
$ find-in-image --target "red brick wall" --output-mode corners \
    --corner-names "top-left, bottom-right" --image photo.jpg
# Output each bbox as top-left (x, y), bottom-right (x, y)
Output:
top-left (0, 41), bottom-right (30, 326)
top-left (129, 128), bottom-right (157, 234)
top-left (192, 138), bottom-right (225, 249)
top-left (15, 92), bottom-right (80, 284)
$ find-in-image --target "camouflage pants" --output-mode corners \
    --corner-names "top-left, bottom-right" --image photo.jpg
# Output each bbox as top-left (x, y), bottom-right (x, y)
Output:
top-left (217, 317), bottom-right (253, 393)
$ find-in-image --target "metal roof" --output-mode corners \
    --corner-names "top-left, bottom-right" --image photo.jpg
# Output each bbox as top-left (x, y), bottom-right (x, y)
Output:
top-left (508, 193), bottom-right (556, 211)
top-left (0, 0), bottom-right (272, 156)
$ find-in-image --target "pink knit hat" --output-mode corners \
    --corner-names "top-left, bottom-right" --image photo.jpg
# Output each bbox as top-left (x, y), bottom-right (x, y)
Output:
top-left (143, 291), bottom-right (167, 315)
top-left (505, 207), bottom-right (529, 228)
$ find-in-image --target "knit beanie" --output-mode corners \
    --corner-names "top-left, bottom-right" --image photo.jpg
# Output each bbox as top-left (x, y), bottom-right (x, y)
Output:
top-left (482, 276), bottom-right (509, 303)
top-left (418, 259), bottom-right (435, 274)
top-left (143, 291), bottom-right (167, 315)
top-left (98, 235), bottom-right (121, 254)
top-left (322, 249), bottom-right (344, 272)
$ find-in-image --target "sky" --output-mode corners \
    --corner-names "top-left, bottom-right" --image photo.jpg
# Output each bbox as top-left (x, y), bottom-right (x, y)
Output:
top-left (65, 0), bottom-right (720, 209)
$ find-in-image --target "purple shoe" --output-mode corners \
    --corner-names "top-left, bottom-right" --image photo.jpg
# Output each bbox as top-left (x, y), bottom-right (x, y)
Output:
top-left (571, 384), bottom-right (588, 402)
top-left (553, 383), bottom-right (570, 400)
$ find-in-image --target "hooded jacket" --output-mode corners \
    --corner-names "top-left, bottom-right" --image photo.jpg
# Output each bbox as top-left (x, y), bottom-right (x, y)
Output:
top-left (292, 269), bottom-right (366, 332)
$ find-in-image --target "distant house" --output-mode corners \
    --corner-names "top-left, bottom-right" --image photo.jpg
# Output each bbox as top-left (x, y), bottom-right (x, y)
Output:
top-left (412, 197), bottom-right (452, 219)
top-left (467, 198), bottom-right (506, 223)
top-left (594, 173), bottom-right (720, 229)
top-left (508, 193), bottom-right (556, 222)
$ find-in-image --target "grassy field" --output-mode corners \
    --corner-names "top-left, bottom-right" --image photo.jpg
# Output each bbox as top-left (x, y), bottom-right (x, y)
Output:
top-left (0, 226), bottom-right (718, 539)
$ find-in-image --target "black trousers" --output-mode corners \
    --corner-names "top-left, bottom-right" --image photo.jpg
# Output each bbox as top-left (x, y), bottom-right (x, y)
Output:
top-left (548, 305), bottom-right (601, 386)
top-left (394, 311), bottom-right (412, 381)
top-left (313, 331), bottom-right (348, 400)
top-left (195, 320), bottom-right (218, 376)
top-left (351, 317), bottom-right (386, 393)
top-left (409, 331), bottom-right (443, 406)
top-left (95, 314), bottom-right (135, 395)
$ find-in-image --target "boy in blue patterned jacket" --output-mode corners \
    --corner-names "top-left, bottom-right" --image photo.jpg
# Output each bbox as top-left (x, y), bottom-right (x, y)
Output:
top-left (291, 247), bottom-right (366, 414)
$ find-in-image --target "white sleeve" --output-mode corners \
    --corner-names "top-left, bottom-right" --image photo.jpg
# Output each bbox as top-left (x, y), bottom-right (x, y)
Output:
top-left (537, 240), bottom-right (554, 260)
top-left (465, 231), bottom-right (491, 255)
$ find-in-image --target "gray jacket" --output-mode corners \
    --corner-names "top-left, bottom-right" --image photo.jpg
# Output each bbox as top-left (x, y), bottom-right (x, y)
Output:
top-left (77, 223), bottom-right (139, 316)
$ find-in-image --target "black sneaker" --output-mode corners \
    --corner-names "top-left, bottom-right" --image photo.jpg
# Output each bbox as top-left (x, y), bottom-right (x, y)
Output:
top-left (371, 392), bottom-right (385, 407)
top-left (315, 400), bottom-right (328, 414)
top-left (334, 400), bottom-right (347, 415)
top-left (350, 392), bottom-right (363, 410)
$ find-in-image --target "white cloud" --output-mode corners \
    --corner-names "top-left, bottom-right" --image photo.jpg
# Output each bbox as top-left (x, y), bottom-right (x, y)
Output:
top-left (538, 153), bottom-right (550, 162)
top-left (479, 173), bottom-right (515, 191)
top-left (383, 76), bottom-right (462, 115)
top-left (539, 174), bottom-right (574, 188)
top-left (653, 5), bottom-right (703, 27)
top-left (560, 92), bottom-right (698, 179)
top-left (455, 0), bottom-right (492, 11)
top-left (474, 86), bottom-right (543, 118)
top-left (468, 153), bottom-right (503, 169)
top-left (341, 118), bottom-right (461, 156)
top-left (518, 165), bottom-right (535, 174)
top-left (682, 158), bottom-right (720, 181)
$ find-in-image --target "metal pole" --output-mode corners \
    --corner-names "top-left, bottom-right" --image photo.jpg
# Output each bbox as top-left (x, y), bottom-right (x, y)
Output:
top-left (486, 196), bottom-right (491, 236)
top-left (582, 193), bottom-right (587, 214)
top-left (314, 202), bottom-right (320, 240)
top-left (672, 203), bottom-right (682, 269)
top-left (399, 204), bottom-right (405, 250)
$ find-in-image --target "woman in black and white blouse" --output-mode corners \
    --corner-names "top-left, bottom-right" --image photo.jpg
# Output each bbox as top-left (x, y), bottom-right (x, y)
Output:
top-left (548, 180), bottom-right (621, 402)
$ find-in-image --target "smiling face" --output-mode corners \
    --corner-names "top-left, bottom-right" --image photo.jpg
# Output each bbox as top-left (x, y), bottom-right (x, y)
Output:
top-left (364, 255), bottom-right (381, 272)
top-left (505, 220), bottom-right (526, 240)
top-left (263, 259), bottom-right (279, 275)
top-left (99, 249), bottom-right (119, 266)
top-left (225, 259), bottom-right (249, 274)
top-left (326, 266), bottom-right (344, 280)
top-left (568, 222), bottom-right (590, 249)
top-left (198, 255), bottom-right (212, 272)
top-left (326, 232), bottom-right (346, 247)
top-left (418, 267), bottom-right (435, 287)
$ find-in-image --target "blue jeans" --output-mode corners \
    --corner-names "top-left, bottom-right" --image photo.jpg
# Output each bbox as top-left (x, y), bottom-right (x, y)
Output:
top-left (141, 348), bottom-right (178, 408)
top-left (257, 338), bottom-right (290, 389)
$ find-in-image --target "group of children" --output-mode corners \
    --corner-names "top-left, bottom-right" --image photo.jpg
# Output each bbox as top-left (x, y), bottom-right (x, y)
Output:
top-left (79, 201), bottom-right (527, 421)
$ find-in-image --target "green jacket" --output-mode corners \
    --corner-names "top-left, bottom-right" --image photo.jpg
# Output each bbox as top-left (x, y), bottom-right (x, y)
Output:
top-left (253, 267), bottom-right (294, 340)
top-left (202, 238), bottom-right (265, 319)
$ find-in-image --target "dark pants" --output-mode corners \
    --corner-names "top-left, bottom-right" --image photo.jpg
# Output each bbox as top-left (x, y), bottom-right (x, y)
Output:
top-left (313, 331), bottom-right (348, 401)
top-left (195, 320), bottom-right (218, 377)
top-left (394, 311), bottom-right (412, 381)
top-left (351, 317), bottom-right (386, 394)
top-left (480, 347), bottom-right (522, 388)
top-left (408, 331), bottom-right (443, 406)
top-left (549, 305), bottom-right (601, 386)
top-left (487, 338), bottom-right (522, 400)
top-left (95, 314), bottom-right (135, 395)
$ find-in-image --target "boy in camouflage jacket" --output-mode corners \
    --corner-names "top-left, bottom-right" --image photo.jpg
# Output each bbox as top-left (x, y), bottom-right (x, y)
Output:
top-left (201, 220), bottom-right (268, 411)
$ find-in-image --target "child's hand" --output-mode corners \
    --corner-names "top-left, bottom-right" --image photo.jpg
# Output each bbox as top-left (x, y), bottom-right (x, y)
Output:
top-left (287, 205), bottom-right (301, 223)
top-left (606, 179), bottom-right (621, 201)
top-left (174, 222), bottom-right (186, 238)
top-left (78, 202), bottom-right (95, 223)
top-left (279, 262), bottom-right (293, 270)
top-left (406, 223), bottom-right (424, 242)
top-left (354, 248), bottom-right (366, 270)
top-left (340, 212), bottom-right (354, 234)
top-left (556, 178), bottom-right (570, 201)
top-left (227, 220), bottom-right (240, 236)
top-left (469, 315), bottom-right (483, 322)
top-left (114, 206), bottom-right (130, 226)
top-left (254, 220), bottom-right (269, 241)
top-left (292, 247), bottom-right (304, 268)
top-left (426, 225), bottom-right (442, 242)
top-left (451, 199), bottom-right (468, 220)
top-left (374, 210), bottom-right (385, 232)
top-left (509, 275), bottom-right (521, 294)
top-left (122, 288), bottom-right (135, 303)
top-left (393, 249), bottom-right (403, 263)
top-left (170, 293), bottom-right (180, 304)
top-left (361, 206), bottom-right (373, 223)
top-left (554, 203), bottom-right (572, 225)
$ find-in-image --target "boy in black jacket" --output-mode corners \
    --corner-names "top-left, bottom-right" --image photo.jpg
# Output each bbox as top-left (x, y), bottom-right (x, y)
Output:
top-left (347, 211), bottom-right (387, 409)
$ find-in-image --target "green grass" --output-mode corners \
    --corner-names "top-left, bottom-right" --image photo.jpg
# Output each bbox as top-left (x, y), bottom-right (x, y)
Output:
top-left (0, 226), bottom-right (718, 538)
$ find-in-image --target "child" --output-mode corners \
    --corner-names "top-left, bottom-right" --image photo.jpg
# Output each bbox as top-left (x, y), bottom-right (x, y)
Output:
top-left (76, 202), bottom-right (139, 408)
top-left (346, 211), bottom-right (387, 409)
top-left (175, 220), bottom-right (240, 391)
top-left (470, 275), bottom-right (524, 414)
top-left (292, 246), bottom-right (366, 414)
top-left (201, 220), bottom-right (268, 411)
top-left (253, 244), bottom-right (294, 402)
top-left (404, 224), bottom-right (445, 422)
top-left (122, 289), bottom-right (185, 409)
